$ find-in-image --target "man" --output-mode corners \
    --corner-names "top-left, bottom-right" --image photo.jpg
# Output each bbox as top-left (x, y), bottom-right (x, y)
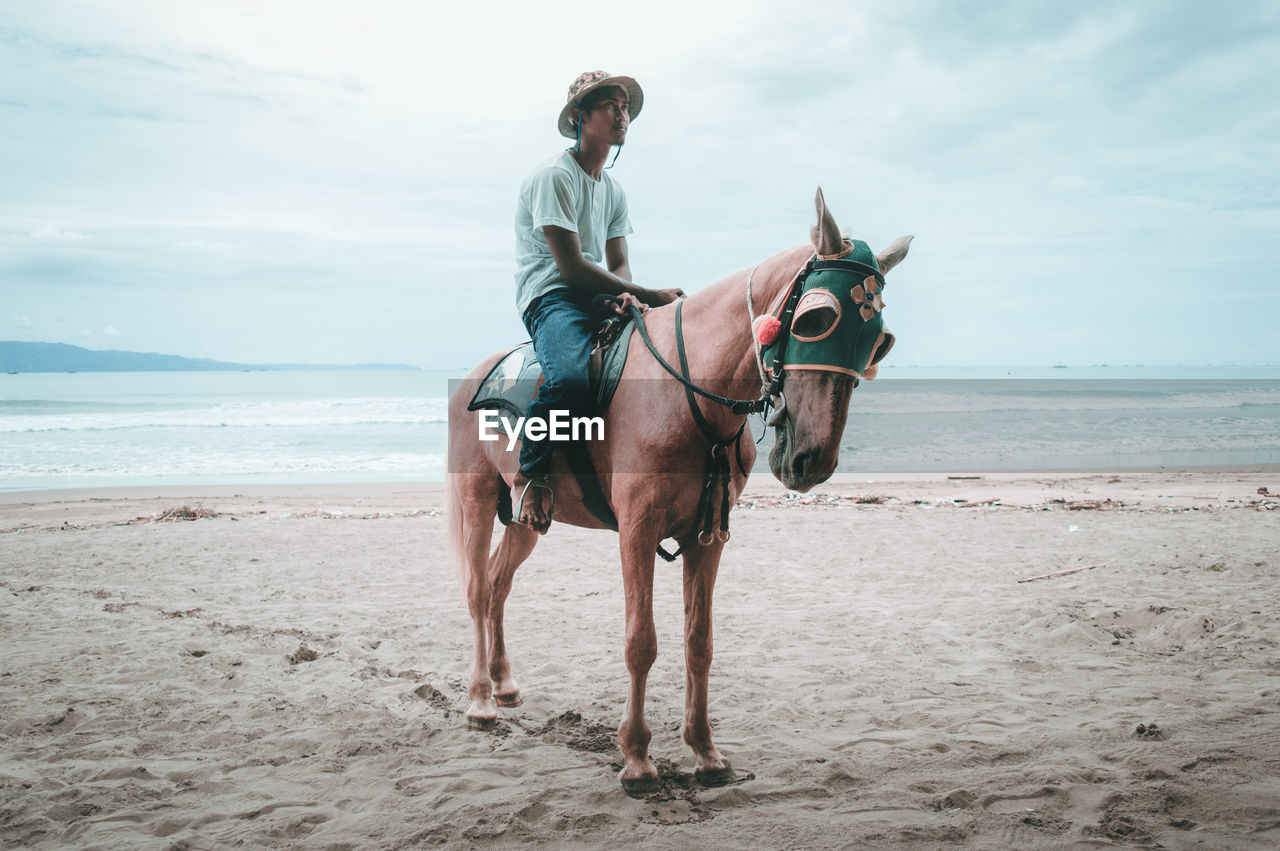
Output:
top-left (511, 70), bottom-right (683, 533)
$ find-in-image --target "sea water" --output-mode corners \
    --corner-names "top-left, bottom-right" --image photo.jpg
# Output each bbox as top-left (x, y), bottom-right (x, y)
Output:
top-left (2, 366), bottom-right (1278, 491)
top-left (0, 370), bottom-right (452, 491)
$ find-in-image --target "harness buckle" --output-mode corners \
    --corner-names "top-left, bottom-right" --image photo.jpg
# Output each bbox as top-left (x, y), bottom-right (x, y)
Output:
top-left (766, 391), bottom-right (787, 426)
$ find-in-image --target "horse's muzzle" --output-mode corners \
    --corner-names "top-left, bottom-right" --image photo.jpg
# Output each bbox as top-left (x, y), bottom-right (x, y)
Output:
top-left (768, 413), bottom-right (836, 492)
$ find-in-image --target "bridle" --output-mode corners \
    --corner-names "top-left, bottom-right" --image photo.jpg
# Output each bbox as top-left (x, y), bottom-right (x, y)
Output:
top-left (628, 253), bottom-right (883, 419)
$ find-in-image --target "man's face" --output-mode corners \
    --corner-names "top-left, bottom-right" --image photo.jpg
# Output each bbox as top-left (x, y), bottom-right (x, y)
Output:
top-left (579, 87), bottom-right (630, 146)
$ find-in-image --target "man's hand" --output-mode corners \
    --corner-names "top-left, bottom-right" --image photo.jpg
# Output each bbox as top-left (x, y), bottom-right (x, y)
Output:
top-left (606, 292), bottom-right (647, 315)
top-left (607, 287), bottom-right (685, 315)
top-left (642, 287), bottom-right (685, 307)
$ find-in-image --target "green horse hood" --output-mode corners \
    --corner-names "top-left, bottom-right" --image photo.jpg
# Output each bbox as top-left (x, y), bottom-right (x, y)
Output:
top-left (759, 239), bottom-right (896, 381)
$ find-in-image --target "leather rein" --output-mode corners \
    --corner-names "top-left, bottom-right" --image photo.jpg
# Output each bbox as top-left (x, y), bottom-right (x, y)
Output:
top-left (621, 253), bottom-right (876, 558)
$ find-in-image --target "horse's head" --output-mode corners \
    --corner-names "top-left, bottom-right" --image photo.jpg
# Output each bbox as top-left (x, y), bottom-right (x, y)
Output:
top-left (766, 188), bottom-right (913, 491)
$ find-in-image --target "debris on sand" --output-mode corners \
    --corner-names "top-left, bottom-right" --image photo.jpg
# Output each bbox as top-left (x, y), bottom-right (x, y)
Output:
top-left (287, 645), bottom-right (320, 665)
top-left (1048, 498), bottom-right (1124, 511)
top-left (1017, 564), bottom-right (1104, 584)
top-left (737, 493), bottom-right (896, 509)
top-left (152, 504), bottom-right (221, 522)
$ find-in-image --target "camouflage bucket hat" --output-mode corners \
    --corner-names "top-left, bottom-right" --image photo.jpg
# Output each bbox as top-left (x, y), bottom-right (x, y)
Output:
top-left (557, 70), bottom-right (644, 139)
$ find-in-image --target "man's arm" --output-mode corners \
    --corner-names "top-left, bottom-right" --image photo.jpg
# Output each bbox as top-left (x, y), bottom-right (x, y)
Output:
top-left (544, 225), bottom-right (682, 307)
top-left (605, 235), bottom-right (632, 283)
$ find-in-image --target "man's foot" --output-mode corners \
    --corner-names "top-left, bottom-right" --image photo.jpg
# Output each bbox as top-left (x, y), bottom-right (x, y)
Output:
top-left (512, 474), bottom-right (554, 534)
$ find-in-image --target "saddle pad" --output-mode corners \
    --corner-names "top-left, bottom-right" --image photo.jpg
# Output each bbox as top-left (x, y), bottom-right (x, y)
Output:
top-left (466, 322), bottom-right (637, 422)
top-left (466, 343), bottom-right (542, 425)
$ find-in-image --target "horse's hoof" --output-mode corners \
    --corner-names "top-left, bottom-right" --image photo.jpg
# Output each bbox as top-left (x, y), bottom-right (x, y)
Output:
top-left (466, 714), bottom-right (499, 731)
top-left (620, 773), bottom-right (661, 798)
top-left (494, 692), bottom-right (523, 708)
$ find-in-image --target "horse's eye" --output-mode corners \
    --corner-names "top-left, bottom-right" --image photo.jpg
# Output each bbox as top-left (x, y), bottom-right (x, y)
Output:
top-left (791, 289), bottom-right (841, 342)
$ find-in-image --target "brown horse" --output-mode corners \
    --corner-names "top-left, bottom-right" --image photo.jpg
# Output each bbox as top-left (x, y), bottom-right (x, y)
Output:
top-left (447, 189), bottom-right (912, 793)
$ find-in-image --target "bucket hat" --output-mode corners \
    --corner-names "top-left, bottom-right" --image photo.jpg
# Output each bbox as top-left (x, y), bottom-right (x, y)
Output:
top-left (557, 70), bottom-right (643, 139)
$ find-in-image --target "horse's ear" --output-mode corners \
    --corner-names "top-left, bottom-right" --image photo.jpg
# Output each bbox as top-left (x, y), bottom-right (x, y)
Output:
top-left (876, 235), bottom-right (914, 275)
top-left (809, 187), bottom-right (843, 257)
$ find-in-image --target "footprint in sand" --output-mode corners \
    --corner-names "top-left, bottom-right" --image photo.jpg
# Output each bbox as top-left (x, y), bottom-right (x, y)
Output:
top-left (411, 682), bottom-right (455, 714)
top-left (1134, 722), bottom-right (1167, 740)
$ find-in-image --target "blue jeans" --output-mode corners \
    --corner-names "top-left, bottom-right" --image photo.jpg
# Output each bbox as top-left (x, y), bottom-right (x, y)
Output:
top-left (518, 289), bottom-right (598, 479)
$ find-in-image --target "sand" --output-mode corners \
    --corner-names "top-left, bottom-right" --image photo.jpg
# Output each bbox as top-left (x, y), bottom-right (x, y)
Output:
top-left (2, 469), bottom-right (1278, 848)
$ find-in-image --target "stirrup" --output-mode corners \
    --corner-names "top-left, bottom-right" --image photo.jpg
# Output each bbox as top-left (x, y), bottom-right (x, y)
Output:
top-left (516, 477), bottom-right (554, 525)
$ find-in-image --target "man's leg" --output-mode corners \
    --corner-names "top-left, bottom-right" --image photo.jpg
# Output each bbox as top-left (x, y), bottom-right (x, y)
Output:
top-left (513, 292), bottom-right (596, 532)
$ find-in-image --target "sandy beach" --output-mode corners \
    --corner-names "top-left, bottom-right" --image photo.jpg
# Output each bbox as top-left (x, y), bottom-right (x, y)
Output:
top-left (2, 469), bottom-right (1278, 848)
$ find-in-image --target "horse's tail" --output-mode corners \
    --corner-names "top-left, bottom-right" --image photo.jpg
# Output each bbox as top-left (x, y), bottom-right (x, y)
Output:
top-left (446, 471), bottom-right (470, 604)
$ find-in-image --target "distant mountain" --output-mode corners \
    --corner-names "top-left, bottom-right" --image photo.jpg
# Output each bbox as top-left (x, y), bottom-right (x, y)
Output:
top-left (0, 342), bottom-right (419, 373)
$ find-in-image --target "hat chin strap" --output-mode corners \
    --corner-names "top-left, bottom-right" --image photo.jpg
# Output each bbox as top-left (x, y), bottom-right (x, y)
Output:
top-left (569, 112), bottom-right (624, 170)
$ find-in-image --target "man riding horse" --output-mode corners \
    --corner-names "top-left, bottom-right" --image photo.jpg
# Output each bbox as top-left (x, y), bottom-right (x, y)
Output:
top-left (511, 70), bottom-right (683, 533)
top-left (452, 71), bottom-right (915, 792)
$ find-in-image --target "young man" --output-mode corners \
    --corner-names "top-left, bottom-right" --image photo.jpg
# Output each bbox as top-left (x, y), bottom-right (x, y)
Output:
top-left (511, 70), bottom-right (683, 533)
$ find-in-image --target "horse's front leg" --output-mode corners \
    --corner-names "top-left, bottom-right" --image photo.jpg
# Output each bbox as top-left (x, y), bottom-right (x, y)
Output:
top-left (681, 540), bottom-right (732, 781)
top-left (617, 533), bottom-right (660, 794)
top-left (486, 523), bottom-right (539, 708)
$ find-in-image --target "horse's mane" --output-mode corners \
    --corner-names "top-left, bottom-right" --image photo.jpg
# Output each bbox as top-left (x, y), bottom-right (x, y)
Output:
top-left (687, 242), bottom-right (814, 317)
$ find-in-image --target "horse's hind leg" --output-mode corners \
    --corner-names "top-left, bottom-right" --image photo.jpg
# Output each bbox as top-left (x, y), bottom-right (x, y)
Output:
top-left (682, 541), bottom-right (733, 782)
top-left (453, 474), bottom-right (503, 730)
top-left (455, 475), bottom-right (538, 729)
top-left (486, 523), bottom-right (539, 708)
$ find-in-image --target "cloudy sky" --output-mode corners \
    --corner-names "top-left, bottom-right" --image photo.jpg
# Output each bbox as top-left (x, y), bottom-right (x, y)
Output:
top-left (3, 0), bottom-right (1277, 368)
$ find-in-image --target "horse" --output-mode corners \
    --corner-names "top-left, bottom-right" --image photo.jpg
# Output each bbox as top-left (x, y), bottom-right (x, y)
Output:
top-left (447, 188), bottom-right (913, 794)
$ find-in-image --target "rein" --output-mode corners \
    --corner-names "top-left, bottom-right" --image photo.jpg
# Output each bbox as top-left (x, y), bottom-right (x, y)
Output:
top-left (625, 302), bottom-right (767, 416)
top-left (625, 252), bottom-right (884, 560)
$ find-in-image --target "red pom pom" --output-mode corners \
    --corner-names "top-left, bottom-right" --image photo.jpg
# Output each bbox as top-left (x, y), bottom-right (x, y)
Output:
top-left (753, 315), bottom-right (781, 345)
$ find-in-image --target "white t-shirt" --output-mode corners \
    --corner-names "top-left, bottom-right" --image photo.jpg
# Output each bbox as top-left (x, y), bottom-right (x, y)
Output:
top-left (514, 149), bottom-right (633, 319)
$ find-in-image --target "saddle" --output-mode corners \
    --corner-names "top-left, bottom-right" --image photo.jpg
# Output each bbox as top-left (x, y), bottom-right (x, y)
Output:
top-left (466, 312), bottom-right (636, 424)
top-left (466, 311), bottom-right (638, 530)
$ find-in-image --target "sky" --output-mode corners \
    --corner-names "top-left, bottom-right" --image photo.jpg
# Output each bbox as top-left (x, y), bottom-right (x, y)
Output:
top-left (2, 0), bottom-right (1278, 368)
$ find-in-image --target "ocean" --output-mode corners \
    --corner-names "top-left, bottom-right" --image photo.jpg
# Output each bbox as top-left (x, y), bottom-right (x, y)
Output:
top-left (3, 366), bottom-right (1279, 492)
